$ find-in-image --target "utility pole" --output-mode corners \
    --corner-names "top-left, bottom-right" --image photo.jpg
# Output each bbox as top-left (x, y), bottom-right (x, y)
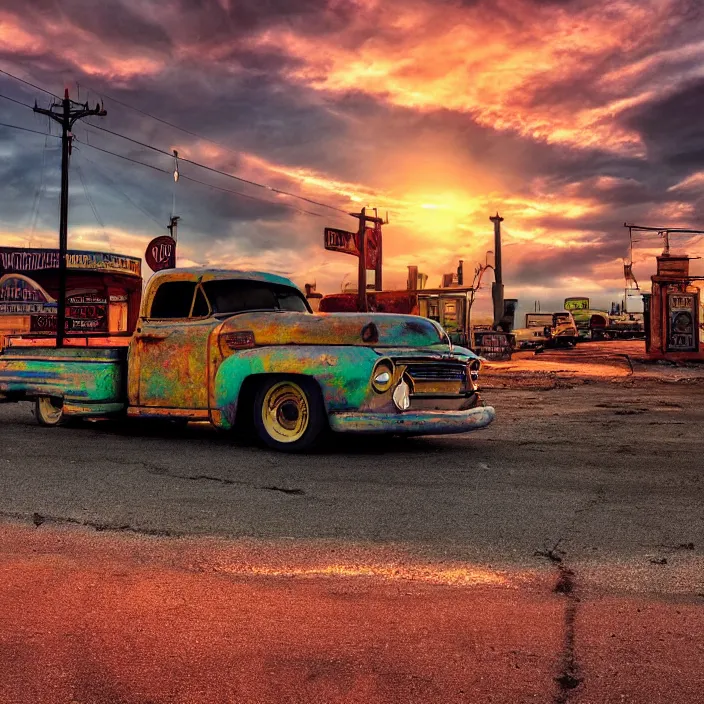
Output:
top-left (349, 208), bottom-right (385, 311)
top-left (34, 89), bottom-right (106, 346)
top-left (490, 212), bottom-right (504, 328)
top-left (167, 215), bottom-right (180, 242)
top-left (357, 207), bottom-right (367, 311)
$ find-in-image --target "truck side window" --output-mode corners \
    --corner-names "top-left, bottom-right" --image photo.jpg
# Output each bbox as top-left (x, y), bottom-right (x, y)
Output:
top-left (149, 282), bottom-right (196, 319)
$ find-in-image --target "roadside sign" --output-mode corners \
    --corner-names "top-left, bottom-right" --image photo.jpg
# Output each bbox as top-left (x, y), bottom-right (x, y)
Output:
top-left (0, 247), bottom-right (141, 277)
top-left (0, 273), bottom-right (57, 315)
top-left (324, 228), bottom-right (359, 257)
top-left (145, 236), bottom-right (176, 272)
top-left (365, 227), bottom-right (380, 269)
top-left (324, 212), bottom-right (384, 304)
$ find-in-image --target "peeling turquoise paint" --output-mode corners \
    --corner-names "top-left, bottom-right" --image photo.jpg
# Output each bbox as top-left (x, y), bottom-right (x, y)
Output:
top-left (212, 345), bottom-right (381, 429)
top-left (0, 347), bottom-right (125, 404)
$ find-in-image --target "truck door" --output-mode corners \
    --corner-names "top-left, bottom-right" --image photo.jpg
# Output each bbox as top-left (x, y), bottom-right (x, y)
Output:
top-left (133, 280), bottom-right (217, 410)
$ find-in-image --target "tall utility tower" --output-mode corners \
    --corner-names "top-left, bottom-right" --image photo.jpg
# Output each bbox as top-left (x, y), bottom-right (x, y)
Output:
top-left (33, 89), bottom-right (107, 346)
top-left (490, 212), bottom-right (504, 328)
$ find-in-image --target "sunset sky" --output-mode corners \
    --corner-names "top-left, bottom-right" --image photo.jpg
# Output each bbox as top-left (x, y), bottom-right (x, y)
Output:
top-left (1, 0), bottom-right (704, 316)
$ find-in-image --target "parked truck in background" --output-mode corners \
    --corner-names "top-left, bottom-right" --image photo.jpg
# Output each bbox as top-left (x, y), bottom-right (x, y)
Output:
top-left (513, 311), bottom-right (579, 349)
top-left (564, 298), bottom-right (644, 340)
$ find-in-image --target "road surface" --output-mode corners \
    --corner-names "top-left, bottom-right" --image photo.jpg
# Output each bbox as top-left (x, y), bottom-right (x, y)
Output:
top-left (0, 370), bottom-right (702, 702)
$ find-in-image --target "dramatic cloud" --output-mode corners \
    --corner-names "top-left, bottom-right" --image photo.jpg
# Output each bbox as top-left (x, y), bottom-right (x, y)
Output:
top-left (1, 0), bottom-right (704, 313)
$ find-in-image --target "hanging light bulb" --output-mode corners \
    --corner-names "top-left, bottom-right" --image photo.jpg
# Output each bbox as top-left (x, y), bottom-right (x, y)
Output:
top-left (173, 149), bottom-right (179, 182)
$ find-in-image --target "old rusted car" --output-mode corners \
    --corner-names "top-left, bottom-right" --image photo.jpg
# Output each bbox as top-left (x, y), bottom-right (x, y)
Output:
top-left (513, 312), bottom-right (579, 349)
top-left (0, 269), bottom-right (495, 451)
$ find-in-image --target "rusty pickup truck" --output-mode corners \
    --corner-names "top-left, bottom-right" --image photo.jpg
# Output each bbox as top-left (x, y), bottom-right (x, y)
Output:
top-left (0, 269), bottom-right (495, 451)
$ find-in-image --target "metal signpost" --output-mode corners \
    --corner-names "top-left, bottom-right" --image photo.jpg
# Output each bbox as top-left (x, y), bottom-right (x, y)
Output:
top-left (324, 208), bottom-right (385, 311)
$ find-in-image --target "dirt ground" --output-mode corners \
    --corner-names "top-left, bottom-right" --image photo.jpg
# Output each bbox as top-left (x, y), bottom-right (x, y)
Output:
top-left (483, 339), bottom-right (704, 387)
top-left (0, 338), bottom-right (702, 703)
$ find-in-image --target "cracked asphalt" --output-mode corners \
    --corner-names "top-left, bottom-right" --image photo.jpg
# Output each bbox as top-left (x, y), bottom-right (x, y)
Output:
top-left (0, 374), bottom-right (703, 702)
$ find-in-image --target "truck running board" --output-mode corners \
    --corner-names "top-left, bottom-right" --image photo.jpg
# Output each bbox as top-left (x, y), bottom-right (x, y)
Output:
top-left (127, 407), bottom-right (210, 421)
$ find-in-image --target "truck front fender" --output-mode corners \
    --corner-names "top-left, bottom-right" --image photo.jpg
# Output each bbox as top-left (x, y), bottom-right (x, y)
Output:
top-left (212, 345), bottom-right (381, 429)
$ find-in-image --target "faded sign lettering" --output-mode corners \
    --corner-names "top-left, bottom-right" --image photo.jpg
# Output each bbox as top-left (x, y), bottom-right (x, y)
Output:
top-left (0, 274), bottom-right (55, 315)
top-left (667, 293), bottom-right (698, 352)
top-left (145, 236), bottom-right (176, 272)
top-left (324, 228), bottom-right (359, 257)
top-left (0, 248), bottom-right (141, 277)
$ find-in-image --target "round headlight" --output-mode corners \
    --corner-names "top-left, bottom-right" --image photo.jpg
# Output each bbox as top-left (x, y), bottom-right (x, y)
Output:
top-left (371, 361), bottom-right (394, 392)
top-left (468, 359), bottom-right (481, 389)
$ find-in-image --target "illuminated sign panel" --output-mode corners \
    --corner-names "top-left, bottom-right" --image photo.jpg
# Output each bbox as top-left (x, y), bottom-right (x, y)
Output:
top-left (0, 247), bottom-right (141, 277)
top-left (0, 274), bottom-right (55, 314)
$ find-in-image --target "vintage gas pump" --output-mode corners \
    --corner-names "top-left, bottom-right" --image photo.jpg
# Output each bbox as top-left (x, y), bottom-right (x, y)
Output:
top-left (648, 254), bottom-right (702, 359)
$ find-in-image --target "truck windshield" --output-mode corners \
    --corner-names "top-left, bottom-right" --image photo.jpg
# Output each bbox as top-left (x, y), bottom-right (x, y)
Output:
top-left (202, 280), bottom-right (310, 315)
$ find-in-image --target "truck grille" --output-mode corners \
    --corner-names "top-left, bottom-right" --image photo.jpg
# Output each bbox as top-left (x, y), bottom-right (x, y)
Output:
top-left (406, 363), bottom-right (467, 383)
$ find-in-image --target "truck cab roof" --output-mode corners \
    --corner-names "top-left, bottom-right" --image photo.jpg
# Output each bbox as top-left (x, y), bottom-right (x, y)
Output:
top-left (148, 268), bottom-right (297, 288)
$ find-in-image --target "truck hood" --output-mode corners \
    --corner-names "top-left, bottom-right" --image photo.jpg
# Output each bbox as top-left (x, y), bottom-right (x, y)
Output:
top-left (218, 311), bottom-right (448, 349)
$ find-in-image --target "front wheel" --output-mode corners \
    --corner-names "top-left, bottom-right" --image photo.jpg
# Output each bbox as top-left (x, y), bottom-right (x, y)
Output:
top-left (34, 396), bottom-right (65, 426)
top-left (253, 377), bottom-right (326, 452)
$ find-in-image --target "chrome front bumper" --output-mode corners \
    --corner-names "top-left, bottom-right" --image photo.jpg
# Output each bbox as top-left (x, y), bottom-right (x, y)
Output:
top-left (328, 405), bottom-right (495, 435)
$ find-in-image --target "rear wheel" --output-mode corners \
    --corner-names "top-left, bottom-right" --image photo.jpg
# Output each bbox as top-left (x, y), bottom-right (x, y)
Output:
top-left (34, 396), bottom-right (65, 426)
top-left (253, 377), bottom-right (325, 452)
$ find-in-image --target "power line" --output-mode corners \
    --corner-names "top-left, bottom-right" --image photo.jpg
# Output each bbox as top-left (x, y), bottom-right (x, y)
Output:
top-left (83, 121), bottom-right (350, 215)
top-left (0, 68), bottom-right (59, 98)
top-left (75, 159), bottom-right (105, 229)
top-left (75, 139), bottom-right (169, 174)
top-left (4, 70), bottom-right (354, 216)
top-left (82, 83), bottom-right (242, 160)
top-left (180, 173), bottom-right (323, 218)
top-left (79, 150), bottom-right (165, 229)
top-left (0, 93), bottom-right (34, 109)
top-left (0, 121), bottom-right (59, 138)
top-left (74, 139), bottom-right (326, 218)
top-left (29, 133), bottom-right (50, 236)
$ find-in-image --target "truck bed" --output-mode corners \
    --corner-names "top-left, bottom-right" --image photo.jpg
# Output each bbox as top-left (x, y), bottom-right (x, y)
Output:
top-left (5, 335), bottom-right (132, 348)
top-left (0, 345), bottom-right (127, 416)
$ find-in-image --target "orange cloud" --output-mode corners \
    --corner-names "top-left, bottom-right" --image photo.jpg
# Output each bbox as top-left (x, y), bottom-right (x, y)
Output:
top-left (249, 0), bottom-right (682, 154)
top-left (0, 10), bottom-right (164, 82)
top-left (0, 13), bottom-right (40, 54)
top-left (1, 0), bottom-right (700, 308)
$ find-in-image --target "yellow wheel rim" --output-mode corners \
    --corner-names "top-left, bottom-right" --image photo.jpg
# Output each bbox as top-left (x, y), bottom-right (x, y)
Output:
top-left (262, 381), bottom-right (309, 443)
top-left (38, 396), bottom-right (63, 424)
